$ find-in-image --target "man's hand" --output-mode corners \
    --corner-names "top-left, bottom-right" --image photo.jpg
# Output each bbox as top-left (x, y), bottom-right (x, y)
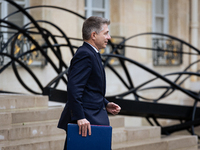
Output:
top-left (77, 118), bottom-right (91, 137)
top-left (106, 102), bottom-right (121, 115)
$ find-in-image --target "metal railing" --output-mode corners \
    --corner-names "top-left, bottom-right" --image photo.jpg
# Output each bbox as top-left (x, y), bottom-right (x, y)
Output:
top-left (0, 0), bottom-right (200, 138)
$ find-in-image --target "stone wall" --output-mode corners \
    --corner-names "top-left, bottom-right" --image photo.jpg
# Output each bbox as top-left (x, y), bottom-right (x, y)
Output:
top-left (0, 0), bottom-right (199, 108)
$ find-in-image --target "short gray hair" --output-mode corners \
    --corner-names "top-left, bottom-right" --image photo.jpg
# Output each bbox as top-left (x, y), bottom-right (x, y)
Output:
top-left (82, 16), bottom-right (110, 40)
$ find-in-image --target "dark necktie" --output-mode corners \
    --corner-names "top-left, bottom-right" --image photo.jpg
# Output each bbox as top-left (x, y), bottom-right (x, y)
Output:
top-left (97, 52), bottom-right (102, 64)
top-left (97, 52), bottom-right (101, 58)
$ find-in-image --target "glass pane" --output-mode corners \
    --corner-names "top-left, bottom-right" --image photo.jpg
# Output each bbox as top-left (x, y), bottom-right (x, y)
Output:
top-left (156, 18), bottom-right (164, 33)
top-left (0, 3), bottom-right (1, 18)
top-left (155, 0), bottom-right (164, 14)
top-left (0, 3), bottom-right (1, 32)
top-left (92, 11), bottom-right (104, 17)
top-left (92, 0), bottom-right (104, 8)
top-left (7, 4), bottom-right (24, 27)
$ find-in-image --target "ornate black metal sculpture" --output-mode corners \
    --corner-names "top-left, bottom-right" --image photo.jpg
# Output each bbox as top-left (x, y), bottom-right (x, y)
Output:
top-left (0, 0), bottom-right (200, 138)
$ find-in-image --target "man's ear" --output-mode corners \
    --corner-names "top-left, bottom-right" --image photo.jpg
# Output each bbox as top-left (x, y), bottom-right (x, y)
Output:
top-left (91, 32), bottom-right (96, 40)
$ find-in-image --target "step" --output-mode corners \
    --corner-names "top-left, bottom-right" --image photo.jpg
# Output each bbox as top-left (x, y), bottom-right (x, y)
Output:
top-left (0, 106), bottom-right (63, 126)
top-left (0, 94), bottom-right (48, 110)
top-left (5, 114), bottom-right (124, 142)
top-left (0, 120), bottom-right (65, 142)
top-left (112, 126), bottom-right (160, 143)
top-left (12, 106), bottom-right (63, 124)
top-left (12, 108), bottom-right (122, 128)
top-left (0, 112), bottom-right (12, 127)
top-left (0, 134), bottom-right (65, 150)
top-left (162, 135), bottom-right (198, 150)
top-left (109, 115), bottom-right (125, 128)
top-left (112, 135), bottom-right (198, 150)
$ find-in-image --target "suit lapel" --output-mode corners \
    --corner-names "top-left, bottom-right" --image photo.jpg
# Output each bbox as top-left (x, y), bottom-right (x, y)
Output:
top-left (96, 52), bottom-right (106, 94)
top-left (83, 42), bottom-right (106, 95)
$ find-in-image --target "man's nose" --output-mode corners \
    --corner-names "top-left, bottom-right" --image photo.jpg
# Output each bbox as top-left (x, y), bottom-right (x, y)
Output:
top-left (107, 34), bottom-right (111, 39)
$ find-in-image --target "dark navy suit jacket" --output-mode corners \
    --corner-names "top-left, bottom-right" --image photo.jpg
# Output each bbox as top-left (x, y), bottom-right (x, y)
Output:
top-left (58, 42), bottom-right (110, 131)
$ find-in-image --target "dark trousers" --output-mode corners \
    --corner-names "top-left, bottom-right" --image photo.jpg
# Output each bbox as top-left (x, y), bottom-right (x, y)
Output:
top-left (63, 135), bottom-right (67, 150)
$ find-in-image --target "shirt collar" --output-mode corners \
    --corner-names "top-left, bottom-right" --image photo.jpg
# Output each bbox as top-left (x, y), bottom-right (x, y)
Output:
top-left (85, 42), bottom-right (99, 53)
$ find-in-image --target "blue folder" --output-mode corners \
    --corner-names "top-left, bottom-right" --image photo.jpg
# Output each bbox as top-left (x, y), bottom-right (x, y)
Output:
top-left (67, 124), bottom-right (112, 150)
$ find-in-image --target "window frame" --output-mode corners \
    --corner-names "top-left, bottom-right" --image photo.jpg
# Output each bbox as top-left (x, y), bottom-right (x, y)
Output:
top-left (152, 0), bottom-right (182, 66)
top-left (0, 0), bottom-right (29, 40)
top-left (84, 0), bottom-right (110, 19)
top-left (152, 0), bottom-right (168, 34)
top-left (0, 1), bottom-right (48, 67)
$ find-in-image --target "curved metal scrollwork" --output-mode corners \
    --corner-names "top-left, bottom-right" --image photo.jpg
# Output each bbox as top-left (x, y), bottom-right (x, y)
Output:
top-left (0, 0), bottom-right (200, 138)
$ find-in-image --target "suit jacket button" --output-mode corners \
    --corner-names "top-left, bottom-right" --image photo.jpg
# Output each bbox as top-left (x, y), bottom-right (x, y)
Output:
top-left (103, 107), bottom-right (106, 110)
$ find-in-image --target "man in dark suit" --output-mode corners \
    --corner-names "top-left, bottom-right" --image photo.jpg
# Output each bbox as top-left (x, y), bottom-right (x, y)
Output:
top-left (58, 16), bottom-right (121, 149)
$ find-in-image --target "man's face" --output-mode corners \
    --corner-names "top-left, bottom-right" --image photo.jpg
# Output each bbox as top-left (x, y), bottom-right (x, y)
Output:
top-left (94, 24), bottom-right (111, 50)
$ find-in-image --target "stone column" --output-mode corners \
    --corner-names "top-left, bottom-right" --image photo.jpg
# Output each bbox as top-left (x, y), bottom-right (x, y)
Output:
top-left (190, 0), bottom-right (198, 81)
